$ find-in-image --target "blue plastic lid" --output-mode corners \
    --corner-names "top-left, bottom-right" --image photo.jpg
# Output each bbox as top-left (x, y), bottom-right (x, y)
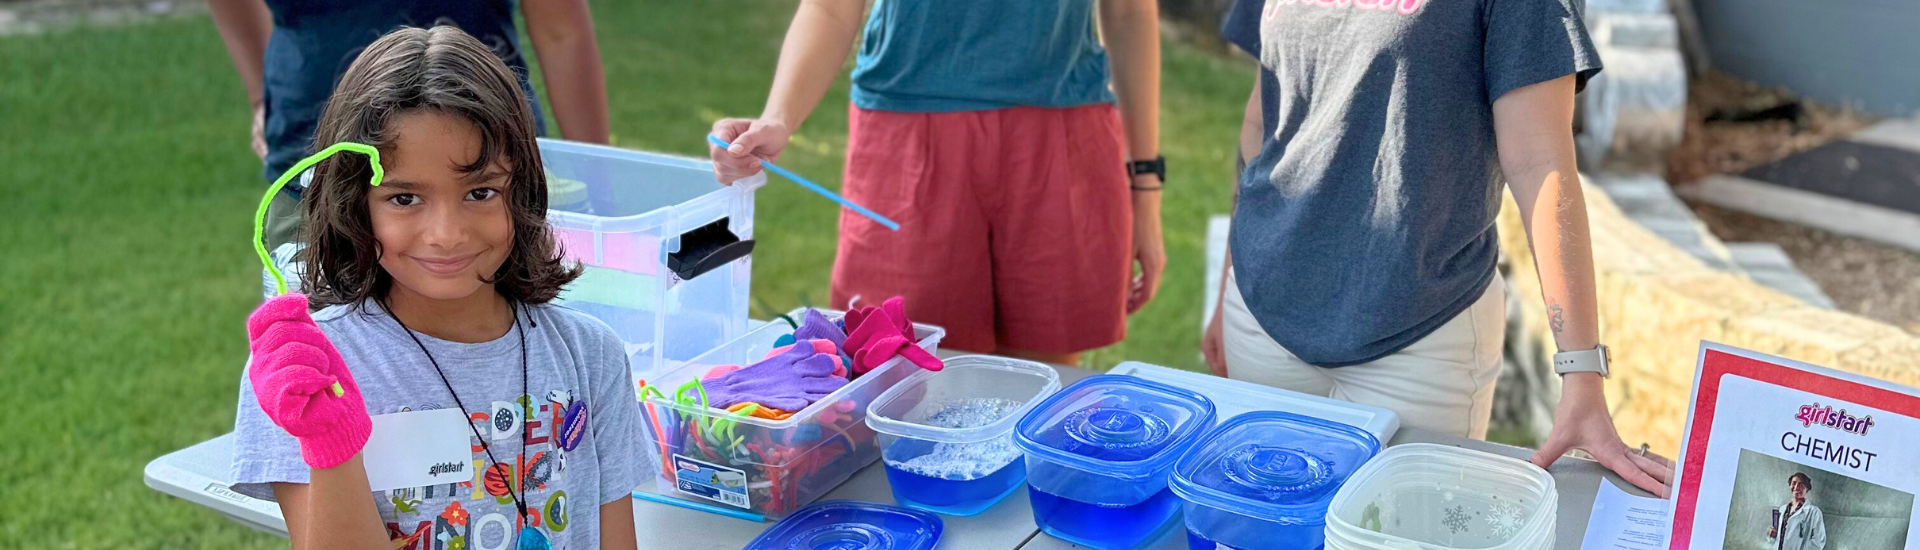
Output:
top-left (1169, 411), bottom-right (1380, 525)
top-left (1014, 375), bottom-right (1217, 478)
top-left (744, 501), bottom-right (943, 550)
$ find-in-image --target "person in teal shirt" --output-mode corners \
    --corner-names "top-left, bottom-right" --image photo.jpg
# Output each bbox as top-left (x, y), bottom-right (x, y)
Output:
top-left (708, 0), bottom-right (1167, 366)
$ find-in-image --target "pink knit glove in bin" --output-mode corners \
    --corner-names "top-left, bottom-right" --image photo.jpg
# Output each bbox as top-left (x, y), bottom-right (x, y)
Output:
top-left (246, 294), bottom-right (372, 469)
top-left (843, 301), bottom-right (943, 374)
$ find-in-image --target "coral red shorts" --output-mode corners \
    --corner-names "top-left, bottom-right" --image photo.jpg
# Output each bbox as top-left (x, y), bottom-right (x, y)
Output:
top-left (830, 103), bottom-right (1132, 354)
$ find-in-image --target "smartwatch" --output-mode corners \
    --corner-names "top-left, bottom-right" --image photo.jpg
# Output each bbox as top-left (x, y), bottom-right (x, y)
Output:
top-left (1553, 345), bottom-right (1611, 377)
top-left (1127, 156), bottom-right (1167, 183)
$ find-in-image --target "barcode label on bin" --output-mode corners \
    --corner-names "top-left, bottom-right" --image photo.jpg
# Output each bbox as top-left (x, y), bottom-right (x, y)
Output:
top-left (671, 454), bottom-right (750, 509)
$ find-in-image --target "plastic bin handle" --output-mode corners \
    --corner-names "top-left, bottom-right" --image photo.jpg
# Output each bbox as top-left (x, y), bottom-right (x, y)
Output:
top-left (668, 217), bottom-right (755, 281)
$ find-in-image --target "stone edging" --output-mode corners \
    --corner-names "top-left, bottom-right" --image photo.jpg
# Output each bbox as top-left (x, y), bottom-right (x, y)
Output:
top-left (1496, 178), bottom-right (1920, 456)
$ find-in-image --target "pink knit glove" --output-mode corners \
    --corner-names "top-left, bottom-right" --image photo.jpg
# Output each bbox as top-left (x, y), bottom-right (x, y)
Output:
top-left (246, 294), bottom-right (372, 469)
top-left (843, 304), bottom-right (943, 374)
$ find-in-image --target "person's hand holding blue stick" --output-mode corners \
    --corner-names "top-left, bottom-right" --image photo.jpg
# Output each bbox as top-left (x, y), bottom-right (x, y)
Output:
top-left (707, 134), bottom-right (900, 231)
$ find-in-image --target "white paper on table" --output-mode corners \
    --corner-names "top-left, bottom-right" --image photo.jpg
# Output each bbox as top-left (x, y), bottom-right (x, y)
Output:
top-left (1580, 478), bottom-right (1672, 550)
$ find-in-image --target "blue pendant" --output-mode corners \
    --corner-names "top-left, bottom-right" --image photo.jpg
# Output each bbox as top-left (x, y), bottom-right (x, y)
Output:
top-left (517, 526), bottom-right (551, 550)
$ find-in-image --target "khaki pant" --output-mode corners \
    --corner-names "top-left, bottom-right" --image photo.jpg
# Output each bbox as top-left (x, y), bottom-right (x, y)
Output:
top-left (259, 192), bottom-right (305, 298)
top-left (264, 191), bottom-right (303, 254)
top-left (1221, 268), bottom-right (1507, 439)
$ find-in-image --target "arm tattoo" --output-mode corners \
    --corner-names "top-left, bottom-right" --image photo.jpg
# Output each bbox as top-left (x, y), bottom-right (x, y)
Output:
top-left (1547, 304), bottom-right (1566, 334)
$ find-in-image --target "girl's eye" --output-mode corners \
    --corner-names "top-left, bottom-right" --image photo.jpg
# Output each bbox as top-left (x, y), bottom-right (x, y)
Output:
top-left (467, 188), bottom-right (501, 202)
top-left (386, 194), bottom-right (421, 207)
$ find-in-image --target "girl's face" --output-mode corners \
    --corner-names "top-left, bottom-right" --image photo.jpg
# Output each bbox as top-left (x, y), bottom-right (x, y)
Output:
top-left (368, 110), bottom-right (515, 304)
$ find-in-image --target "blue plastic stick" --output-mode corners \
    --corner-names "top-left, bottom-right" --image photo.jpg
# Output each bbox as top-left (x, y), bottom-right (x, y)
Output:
top-left (631, 490), bottom-right (766, 522)
top-left (707, 134), bottom-right (901, 231)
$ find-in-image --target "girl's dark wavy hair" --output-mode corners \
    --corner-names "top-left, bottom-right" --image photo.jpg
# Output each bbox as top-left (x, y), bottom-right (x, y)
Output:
top-left (298, 26), bottom-right (579, 310)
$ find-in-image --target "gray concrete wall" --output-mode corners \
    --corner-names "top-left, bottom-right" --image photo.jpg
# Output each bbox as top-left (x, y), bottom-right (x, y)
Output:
top-left (1694, 0), bottom-right (1920, 116)
top-left (1723, 450), bottom-right (1913, 550)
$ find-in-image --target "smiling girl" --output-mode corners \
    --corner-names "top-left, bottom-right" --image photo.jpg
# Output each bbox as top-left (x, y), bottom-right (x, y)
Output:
top-left (231, 26), bottom-right (645, 550)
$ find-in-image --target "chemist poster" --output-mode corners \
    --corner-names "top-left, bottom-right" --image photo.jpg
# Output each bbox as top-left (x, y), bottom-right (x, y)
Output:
top-left (1670, 343), bottom-right (1920, 550)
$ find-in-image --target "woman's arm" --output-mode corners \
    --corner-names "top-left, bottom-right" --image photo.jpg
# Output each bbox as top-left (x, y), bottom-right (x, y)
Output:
top-left (600, 497), bottom-right (637, 550)
top-left (522, 0), bottom-right (611, 144)
top-left (708, 0), bottom-right (867, 183)
top-left (1099, 0), bottom-right (1166, 313)
top-left (271, 456), bottom-right (391, 549)
top-left (1204, 73), bottom-right (1263, 376)
top-left (207, 0), bottom-right (272, 159)
top-left (1494, 75), bottom-right (1674, 497)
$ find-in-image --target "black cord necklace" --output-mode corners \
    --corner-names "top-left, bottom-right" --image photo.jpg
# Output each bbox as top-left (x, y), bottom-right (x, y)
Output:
top-left (384, 298), bottom-right (551, 550)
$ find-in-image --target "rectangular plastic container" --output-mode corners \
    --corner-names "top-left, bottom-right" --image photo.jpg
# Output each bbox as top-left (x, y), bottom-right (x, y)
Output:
top-left (1108, 361), bottom-right (1400, 442)
top-left (636, 310), bottom-right (946, 518)
top-left (1014, 375), bottom-right (1219, 550)
top-left (1169, 412), bottom-right (1381, 550)
top-left (540, 138), bottom-right (764, 382)
top-left (866, 356), bottom-right (1061, 516)
top-left (1325, 443), bottom-right (1558, 550)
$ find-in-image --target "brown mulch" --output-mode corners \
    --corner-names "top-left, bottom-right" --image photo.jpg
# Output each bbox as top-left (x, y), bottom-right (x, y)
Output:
top-left (1665, 73), bottom-right (1877, 184)
top-left (1664, 73), bottom-right (1917, 336)
top-left (1688, 202), bottom-right (1920, 336)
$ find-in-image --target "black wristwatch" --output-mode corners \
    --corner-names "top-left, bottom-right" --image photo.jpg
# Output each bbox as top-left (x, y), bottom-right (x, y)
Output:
top-left (1127, 156), bottom-right (1166, 185)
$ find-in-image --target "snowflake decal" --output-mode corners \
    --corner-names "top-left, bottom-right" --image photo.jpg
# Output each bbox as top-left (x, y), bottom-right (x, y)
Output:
top-left (1443, 490), bottom-right (1455, 502)
top-left (1443, 505), bottom-right (1471, 534)
top-left (1486, 500), bottom-right (1526, 539)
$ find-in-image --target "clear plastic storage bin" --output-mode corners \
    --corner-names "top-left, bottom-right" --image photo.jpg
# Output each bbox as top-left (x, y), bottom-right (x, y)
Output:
top-left (540, 138), bottom-right (763, 381)
top-left (1325, 443), bottom-right (1558, 550)
top-left (636, 311), bottom-right (946, 518)
top-left (866, 356), bottom-right (1061, 516)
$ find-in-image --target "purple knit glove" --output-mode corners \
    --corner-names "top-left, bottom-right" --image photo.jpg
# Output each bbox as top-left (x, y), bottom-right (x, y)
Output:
top-left (704, 344), bottom-right (850, 411)
top-left (793, 309), bottom-right (848, 352)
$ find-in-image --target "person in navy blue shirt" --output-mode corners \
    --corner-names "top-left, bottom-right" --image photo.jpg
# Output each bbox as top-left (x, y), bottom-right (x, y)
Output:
top-left (210, 0), bottom-right (609, 256)
top-left (1201, 0), bottom-right (1675, 497)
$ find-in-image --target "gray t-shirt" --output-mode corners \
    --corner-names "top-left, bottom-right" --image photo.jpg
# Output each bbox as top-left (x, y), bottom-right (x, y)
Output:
top-left (231, 300), bottom-right (648, 549)
top-left (1222, 0), bottom-right (1599, 366)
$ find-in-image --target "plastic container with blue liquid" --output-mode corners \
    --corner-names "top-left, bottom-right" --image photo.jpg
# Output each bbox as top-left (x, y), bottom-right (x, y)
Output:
top-left (865, 356), bottom-right (1061, 516)
top-left (743, 500), bottom-right (943, 550)
top-left (1013, 375), bottom-right (1217, 550)
top-left (1169, 411), bottom-right (1381, 550)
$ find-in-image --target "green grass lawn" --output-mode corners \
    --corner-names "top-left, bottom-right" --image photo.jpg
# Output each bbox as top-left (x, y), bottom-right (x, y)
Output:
top-left (0, 3), bottom-right (1248, 547)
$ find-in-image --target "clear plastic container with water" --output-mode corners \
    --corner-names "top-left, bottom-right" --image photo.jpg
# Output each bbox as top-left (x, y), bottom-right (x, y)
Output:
top-left (540, 138), bottom-right (764, 382)
top-left (743, 500), bottom-right (944, 550)
top-left (1013, 375), bottom-right (1218, 550)
top-left (637, 311), bottom-right (946, 518)
top-left (1324, 443), bottom-right (1559, 550)
top-left (1170, 411), bottom-right (1381, 550)
top-left (865, 356), bottom-right (1061, 516)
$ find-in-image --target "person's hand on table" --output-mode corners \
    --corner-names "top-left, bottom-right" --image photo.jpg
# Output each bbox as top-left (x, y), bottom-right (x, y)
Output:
top-left (1127, 173), bottom-right (1166, 314)
top-left (1530, 371), bottom-right (1675, 497)
top-left (709, 117), bottom-right (792, 184)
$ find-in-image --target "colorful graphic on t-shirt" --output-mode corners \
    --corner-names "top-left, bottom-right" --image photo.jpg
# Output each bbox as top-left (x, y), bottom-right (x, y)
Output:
top-left (382, 390), bottom-right (583, 550)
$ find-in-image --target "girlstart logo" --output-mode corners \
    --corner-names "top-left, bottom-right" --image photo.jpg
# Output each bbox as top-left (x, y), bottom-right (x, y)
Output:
top-left (1797, 402), bottom-right (1876, 435)
top-left (1268, 0), bottom-right (1431, 16)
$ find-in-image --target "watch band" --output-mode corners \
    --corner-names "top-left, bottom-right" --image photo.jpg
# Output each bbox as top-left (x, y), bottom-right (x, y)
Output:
top-left (1553, 345), bottom-right (1611, 377)
top-left (1127, 156), bottom-right (1166, 182)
